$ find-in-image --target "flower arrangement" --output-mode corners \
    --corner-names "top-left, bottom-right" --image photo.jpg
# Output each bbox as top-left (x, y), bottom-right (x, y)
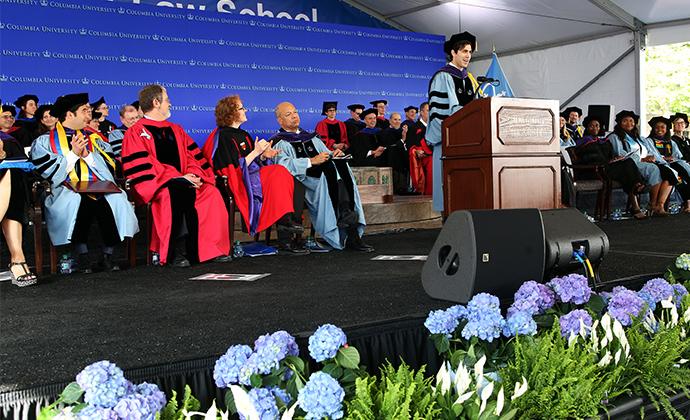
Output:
top-left (40, 253), bottom-right (690, 419)
top-left (39, 361), bottom-right (166, 419)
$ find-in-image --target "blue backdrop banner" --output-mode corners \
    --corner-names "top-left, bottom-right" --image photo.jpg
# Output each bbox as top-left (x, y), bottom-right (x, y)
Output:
top-left (0, 0), bottom-right (443, 144)
top-left (108, 0), bottom-right (394, 29)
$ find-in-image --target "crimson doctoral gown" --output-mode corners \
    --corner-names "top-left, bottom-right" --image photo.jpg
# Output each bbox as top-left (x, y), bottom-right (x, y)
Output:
top-left (121, 118), bottom-right (229, 264)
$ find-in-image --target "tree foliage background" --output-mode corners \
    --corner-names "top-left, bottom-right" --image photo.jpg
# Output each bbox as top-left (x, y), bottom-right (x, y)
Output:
top-left (645, 41), bottom-right (690, 127)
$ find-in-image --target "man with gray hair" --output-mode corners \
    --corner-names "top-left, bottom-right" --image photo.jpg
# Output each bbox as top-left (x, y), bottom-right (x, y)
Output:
top-left (108, 104), bottom-right (140, 159)
top-left (270, 102), bottom-right (373, 252)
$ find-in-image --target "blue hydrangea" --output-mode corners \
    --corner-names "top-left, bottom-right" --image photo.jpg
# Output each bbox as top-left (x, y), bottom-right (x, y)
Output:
top-left (214, 345), bottom-right (253, 388)
top-left (132, 383), bottom-right (166, 414)
top-left (297, 372), bottom-right (344, 420)
top-left (547, 274), bottom-right (592, 305)
top-left (240, 388), bottom-right (279, 420)
top-left (113, 393), bottom-right (160, 420)
top-left (640, 278), bottom-right (674, 303)
top-left (308, 324), bottom-right (347, 362)
top-left (637, 290), bottom-right (657, 312)
top-left (511, 280), bottom-right (557, 315)
top-left (461, 293), bottom-right (506, 342)
top-left (270, 330), bottom-right (300, 357)
top-left (559, 309), bottom-right (593, 337)
top-left (607, 287), bottom-right (646, 326)
top-left (424, 309), bottom-right (459, 337)
top-left (75, 406), bottom-right (118, 419)
top-left (269, 386), bottom-right (292, 406)
top-left (502, 310), bottom-right (537, 337)
top-left (75, 361), bottom-right (130, 408)
top-left (252, 331), bottom-right (299, 375)
top-left (672, 284), bottom-right (688, 307)
top-left (446, 304), bottom-right (468, 320)
top-left (238, 353), bottom-right (260, 386)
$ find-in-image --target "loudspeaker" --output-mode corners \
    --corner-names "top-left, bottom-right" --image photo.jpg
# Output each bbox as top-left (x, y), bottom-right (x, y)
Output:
top-left (422, 209), bottom-right (545, 303)
top-left (422, 208), bottom-right (609, 303)
top-left (587, 104), bottom-right (615, 133)
top-left (542, 208), bottom-right (609, 277)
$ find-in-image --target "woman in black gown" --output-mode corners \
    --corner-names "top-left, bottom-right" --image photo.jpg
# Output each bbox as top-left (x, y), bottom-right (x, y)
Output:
top-left (0, 131), bottom-right (36, 286)
top-left (573, 115), bottom-right (647, 219)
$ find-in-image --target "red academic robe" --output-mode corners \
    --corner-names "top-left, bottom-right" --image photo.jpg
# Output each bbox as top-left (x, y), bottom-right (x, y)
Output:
top-left (201, 127), bottom-right (294, 236)
top-left (315, 118), bottom-right (349, 150)
top-left (121, 118), bottom-right (229, 264)
top-left (409, 128), bottom-right (433, 195)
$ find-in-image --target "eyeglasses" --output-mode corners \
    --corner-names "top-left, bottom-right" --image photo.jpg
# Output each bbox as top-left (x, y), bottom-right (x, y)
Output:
top-left (238, 106), bottom-right (247, 111)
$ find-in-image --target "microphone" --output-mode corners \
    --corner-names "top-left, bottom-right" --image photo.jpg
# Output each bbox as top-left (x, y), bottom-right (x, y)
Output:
top-left (476, 76), bottom-right (498, 84)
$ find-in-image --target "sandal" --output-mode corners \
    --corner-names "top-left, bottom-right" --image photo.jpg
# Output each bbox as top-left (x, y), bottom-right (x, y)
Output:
top-left (631, 209), bottom-right (648, 220)
top-left (8, 262), bottom-right (38, 287)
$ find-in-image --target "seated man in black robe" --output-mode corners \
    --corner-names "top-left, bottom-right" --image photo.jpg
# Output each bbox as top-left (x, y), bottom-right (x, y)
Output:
top-left (350, 108), bottom-right (387, 167)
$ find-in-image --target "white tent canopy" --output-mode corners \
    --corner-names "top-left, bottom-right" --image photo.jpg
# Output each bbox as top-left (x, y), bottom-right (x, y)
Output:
top-left (342, 0), bottom-right (690, 127)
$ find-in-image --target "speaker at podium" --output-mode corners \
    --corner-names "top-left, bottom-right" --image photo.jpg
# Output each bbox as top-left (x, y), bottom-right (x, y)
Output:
top-left (421, 208), bottom-right (609, 303)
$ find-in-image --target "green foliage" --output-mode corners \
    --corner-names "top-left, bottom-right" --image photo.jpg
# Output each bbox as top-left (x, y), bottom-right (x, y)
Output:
top-left (158, 385), bottom-right (200, 420)
top-left (38, 382), bottom-right (85, 419)
top-left (617, 323), bottom-right (690, 419)
top-left (645, 42), bottom-right (690, 126)
top-left (344, 361), bottom-right (440, 420)
top-left (499, 322), bottom-right (626, 419)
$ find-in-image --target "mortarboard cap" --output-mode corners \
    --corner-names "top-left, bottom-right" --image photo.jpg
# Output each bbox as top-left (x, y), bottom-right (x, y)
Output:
top-left (131, 100), bottom-right (140, 109)
top-left (1, 105), bottom-right (17, 116)
top-left (35, 104), bottom-right (54, 120)
top-left (369, 100), bottom-right (387, 106)
top-left (648, 116), bottom-right (671, 129)
top-left (347, 104), bottom-right (365, 112)
top-left (562, 106), bottom-right (583, 118)
top-left (52, 93), bottom-right (90, 120)
top-left (669, 112), bottom-right (689, 126)
top-left (404, 106), bottom-right (419, 113)
top-left (582, 115), bottom-right (603, 128)
top-left (615, 110), bottom-right (639, 124)
top-left (90, 96), bottom-right (106, 109)
top-left (360, 108), bottom-right (378, 119)
top-left (321, 101), bottom-right (337, 116)
top-left (13, 94), bottom-right (38, 109)
top-left (444, 31), bottom-right (477, 55)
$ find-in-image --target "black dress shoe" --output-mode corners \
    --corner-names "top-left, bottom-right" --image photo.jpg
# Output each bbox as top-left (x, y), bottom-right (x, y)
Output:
top-left (277, 219), bottom-right (304, 235)
top-left (97, 254), bottom-right (120, 272)
top-left (277, 240), bottom-right (310, 255)
top-left (346, 235), bottom-right (375, 252)
top-left (171, 255), bottom-right (191, 268)
top-left (212, 255), bottom-right (232, 263)
top-left (75, 253), bottom-right (93, 274)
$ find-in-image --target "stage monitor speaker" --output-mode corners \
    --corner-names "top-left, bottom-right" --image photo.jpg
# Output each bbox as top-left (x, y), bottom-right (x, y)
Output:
top-left (542, 208), bottom-right (609, 278)
top-left (422, 208), bottom-right (609, 303)
top-left (421, 209), bottom-right (545, 303)
top-left (587, 104), bottom-right (615, 133)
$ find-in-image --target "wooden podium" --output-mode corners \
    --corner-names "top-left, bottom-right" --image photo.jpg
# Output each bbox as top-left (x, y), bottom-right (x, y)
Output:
top-left (442, 97), bottom-right (561, 214)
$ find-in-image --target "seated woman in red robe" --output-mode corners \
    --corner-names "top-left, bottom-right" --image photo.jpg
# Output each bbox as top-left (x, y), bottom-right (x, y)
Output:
top-left (202, 95), bottom-right (296, 236)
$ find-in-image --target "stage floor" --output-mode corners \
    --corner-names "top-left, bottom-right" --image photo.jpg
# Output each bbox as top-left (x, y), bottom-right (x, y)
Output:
top-left (1, 215), bottom-right (688, 393)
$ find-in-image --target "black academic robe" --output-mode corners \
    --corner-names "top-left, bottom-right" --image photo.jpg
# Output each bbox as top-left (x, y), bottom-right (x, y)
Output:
top-left (5, 126), bottom-right (32, 148)
top-left (351, 127), bottom-right (386, 167)
top-left (99, 119), bottom-right (118, 137)
top-left (375, 116), bottom-right (390, 130)
top-left (345, 118), bottom-right (365, 146)
top-left (379, 127), bottom-right (410, 192)
top-left (672, 135), bottom-right (690, 161)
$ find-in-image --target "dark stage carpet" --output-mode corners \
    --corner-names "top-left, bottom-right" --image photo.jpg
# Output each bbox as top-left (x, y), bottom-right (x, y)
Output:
top-left (1, 215), bottom-right (688, 395)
